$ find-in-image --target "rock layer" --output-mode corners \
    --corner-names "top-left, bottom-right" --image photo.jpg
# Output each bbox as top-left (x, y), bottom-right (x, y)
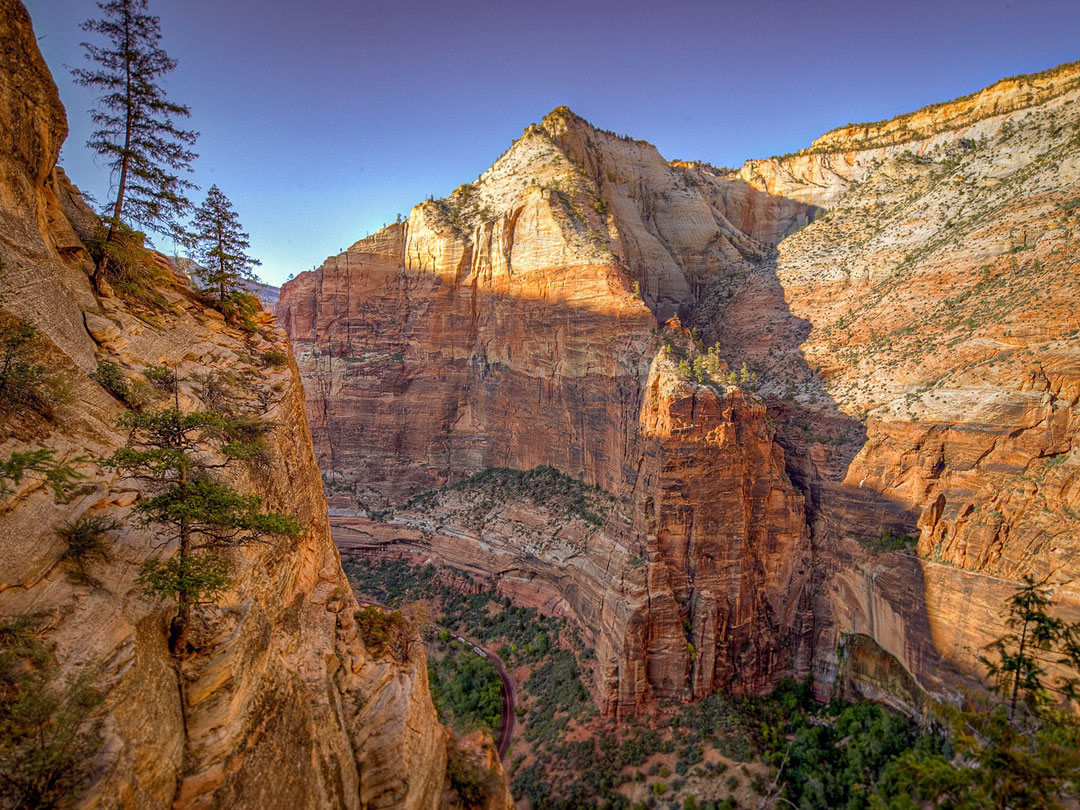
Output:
top-left (280, 111), bottom-right (816, 715)
top-left (712, 61), bottom-right (1080, 693)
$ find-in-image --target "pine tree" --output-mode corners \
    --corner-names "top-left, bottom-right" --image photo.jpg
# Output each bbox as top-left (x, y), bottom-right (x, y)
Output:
top-left (881, 578), bottom-right (1080, 810)
top-left (72, 0), bottom-right (198, 293)
top-left (106, 405), bottom-right (301, 654)
top-left (190, 185), bottom-right (262, 304)
top-left (981, 575), bottom-right (1078, 720)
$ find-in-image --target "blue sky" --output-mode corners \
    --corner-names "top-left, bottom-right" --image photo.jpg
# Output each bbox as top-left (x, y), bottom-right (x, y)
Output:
top-left (26, 0), bottom-right (1080, 286)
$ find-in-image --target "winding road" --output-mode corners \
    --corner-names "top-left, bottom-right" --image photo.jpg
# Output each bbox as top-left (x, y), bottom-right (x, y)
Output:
top-left (354, 594), bottom-right (517, 760)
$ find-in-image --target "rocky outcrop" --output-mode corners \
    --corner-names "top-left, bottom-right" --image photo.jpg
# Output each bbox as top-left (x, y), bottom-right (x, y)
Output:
top-left (331, 353), bottom-right (812, 715)
top-left (712, 60), bottom-right (1080, 694)
top-left (0, 3), bottom-right (452, 807)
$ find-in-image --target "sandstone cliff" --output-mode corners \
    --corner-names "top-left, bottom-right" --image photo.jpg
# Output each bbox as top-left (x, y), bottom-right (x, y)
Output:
top-left (280, 109), bottom-right (816, 715)
top-left (281, 64), bottom-right (1080, 713)
top-left (713, 60), bottom-right (1080, 694)
top-left (0, 3), bottom-right (457, 808)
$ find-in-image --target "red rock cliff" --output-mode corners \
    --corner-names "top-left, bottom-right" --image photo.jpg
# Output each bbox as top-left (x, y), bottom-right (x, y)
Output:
top-left (282, 66), bottom-right (1080, 713)
top-left (280, 110), bottom-right (816, 715)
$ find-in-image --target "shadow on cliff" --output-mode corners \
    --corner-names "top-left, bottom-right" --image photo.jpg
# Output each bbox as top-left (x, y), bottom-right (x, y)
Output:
top-left (689, 249), bottom-right (965, 697)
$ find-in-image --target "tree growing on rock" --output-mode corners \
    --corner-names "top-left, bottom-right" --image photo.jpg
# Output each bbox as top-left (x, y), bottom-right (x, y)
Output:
top-left (882, 577), bottom-right (1080, 809)
top-left (106, 407), bottom-right (301, 654)
top-left (189, 185), bottom-right (262, 308)
top-left (73, 0), bottom-right (198, 293)
top-left (0, 619), bottom-right (104, 810)
top-left (981, 575), bottom-right (1080, 720)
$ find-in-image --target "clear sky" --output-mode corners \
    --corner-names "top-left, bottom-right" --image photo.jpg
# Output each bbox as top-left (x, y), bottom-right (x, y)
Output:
top-left (25, 0), bottom-right (1080, 286)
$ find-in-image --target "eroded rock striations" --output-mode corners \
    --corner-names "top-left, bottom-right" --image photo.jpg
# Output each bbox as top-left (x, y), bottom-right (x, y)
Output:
top-left (0, 3), bottom-right (473, 808)
top-left (281, 65), bottom-right (1080, 712)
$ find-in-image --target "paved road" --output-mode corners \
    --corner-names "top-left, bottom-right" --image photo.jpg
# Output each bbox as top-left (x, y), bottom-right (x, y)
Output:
top-left (355, 595), bottom-right (516, 760)
top-left (486, 641), bottom-right (516, 759)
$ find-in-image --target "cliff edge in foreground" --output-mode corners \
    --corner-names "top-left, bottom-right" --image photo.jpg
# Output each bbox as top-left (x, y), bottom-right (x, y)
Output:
top-left (0, 2), bottom-right (485, 808)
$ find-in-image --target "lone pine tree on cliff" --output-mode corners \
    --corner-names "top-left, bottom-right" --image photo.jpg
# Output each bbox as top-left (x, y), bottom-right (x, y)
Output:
top-left (73, 0), bottom-right (198, 293)
top-left (106, 403), bottom-right (302, 655)
top-left (190, 185), bottom-right (262, 305)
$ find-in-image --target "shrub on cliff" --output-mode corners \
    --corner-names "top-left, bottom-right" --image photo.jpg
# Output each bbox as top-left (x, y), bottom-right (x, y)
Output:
top-left (354, 605), bottom-right (417, 662)
top-left (446, 742), bottom-right (495, 808)
top-left (0, 619), bottom-right (104, 810)
top-left (58, 514), bottom-right (121, 583)
top-left (84, 222), bottom-right (173, 306)
top-left (0, 311), bottom-right (71, 419)
top-left (1, 449), bottom-right (84, 504)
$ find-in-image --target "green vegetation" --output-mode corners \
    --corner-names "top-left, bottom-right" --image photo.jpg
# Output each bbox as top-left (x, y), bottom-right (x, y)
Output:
top-left (89, 360), bottom-right (127, 400)
top-left (73, 0), bottom-right (197, 293)
top-left (446, 742), bottom-right (497, 807)
top-left (521, 650), bottom-right (589, 748)
top-left (873, 579), bottom-right (1080, 810)
top-left (0, 314), bottom-right (69, 419)
top-left (85, 222), bottom-right (175, 306)
top-left (105, 407), bottom-right (302, 653)
top-left (429, 642), bottom-right (503, 733)
top-left (92, 361), bottom-right (173, 411)
top-left (982, 575), bottom-right (1080, 718)
top-left (354, 605), bottom-right (417, 662)
top-left (345, 561), bottom-right (1080, 810)
top-left (662, 326), bottom-right (751, 392)
top-left (766, 60), bottom-right (1080, 160)
top-left (342, 558), bottom-right (568, 661)
top-left (429, 182), bottom-right (495, 235)
top-left (0, 618), bottom-right (104, 809)
top-left (408, 465), bottom-right (614, 528)
top-left (57, 514), bottom-right (121, 578)
top-left (190, 185), bottom-right (264, 320)
top-left (261, 349), bottom-right (288, 368)
top-left (1, 449), bottom-right (84, 502)
top-left (856, 528), bottom-right (916, 553)
top-left (136, 553), bottom-right (232, 611)
top-left (749, 679), bottom-right (946, 809)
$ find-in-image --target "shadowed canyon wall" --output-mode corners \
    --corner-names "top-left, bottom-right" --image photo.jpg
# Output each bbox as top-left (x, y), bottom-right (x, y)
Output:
top-left (716, 61), bottom-right (1080, 692)
top-left (280, 109), bottom-right (821, 715)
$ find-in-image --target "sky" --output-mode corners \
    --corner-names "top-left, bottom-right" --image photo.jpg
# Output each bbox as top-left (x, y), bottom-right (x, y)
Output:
top-left (25, 0), bottom-right (1080, 286)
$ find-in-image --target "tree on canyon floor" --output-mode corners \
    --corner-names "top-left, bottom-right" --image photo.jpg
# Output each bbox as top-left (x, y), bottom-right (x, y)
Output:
top-left (189, 185), bottom-right (263, 320)
top-left (106, 405), bottom-right (301, 654)
top-left (73, 0), bottom-right (198, 294)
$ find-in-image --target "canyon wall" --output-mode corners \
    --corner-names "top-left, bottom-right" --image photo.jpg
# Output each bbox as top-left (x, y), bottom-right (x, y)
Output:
top-left (280, 109), bottom-right (818, 715)
top-left (0, 3), bottom-right (462, 807)
top-left (282, 63), bottom-right (1080, 712)
top-left (713, 61), bottom-right (1080, 692)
